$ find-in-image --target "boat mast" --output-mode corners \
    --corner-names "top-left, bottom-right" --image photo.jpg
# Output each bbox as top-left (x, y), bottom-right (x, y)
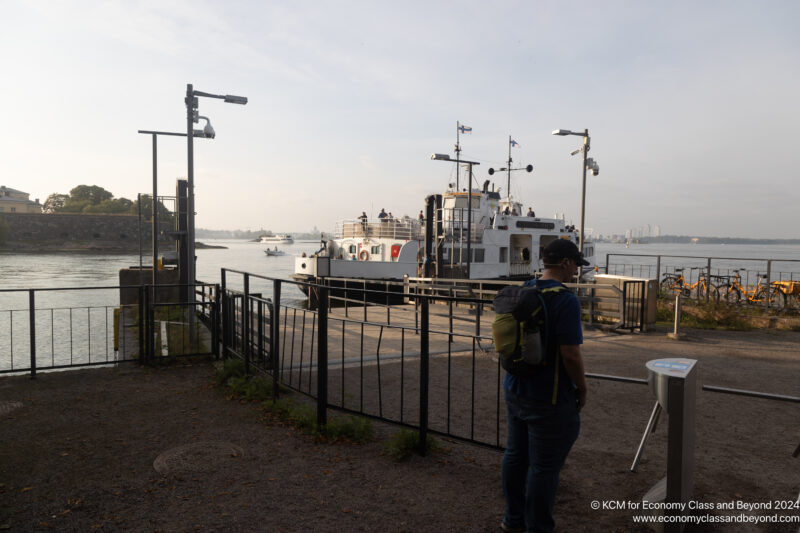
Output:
top-left (507, 135), bottom-right (512, 200)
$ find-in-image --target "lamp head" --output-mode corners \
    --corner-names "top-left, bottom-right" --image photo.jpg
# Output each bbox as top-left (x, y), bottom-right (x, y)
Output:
top-left (525, 164), bottom-right (533, 173)
top-left (552, 129), bottom-right (571, 136)
top-left (431, 153), bottom-right (451, 161)
top-left (224, 94), bottom-right (248, 105)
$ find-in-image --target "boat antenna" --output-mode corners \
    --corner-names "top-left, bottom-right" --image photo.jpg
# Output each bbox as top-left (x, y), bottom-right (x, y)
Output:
top-left (454, 121), bottom-right (473, 191)
top-left (455, 121), bottom-right (462, 191)
top-left (488, 135), bottom-right (533, 200)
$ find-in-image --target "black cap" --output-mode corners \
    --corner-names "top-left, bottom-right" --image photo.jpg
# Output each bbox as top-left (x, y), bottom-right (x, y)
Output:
top-left (543, 239), bottom-right (590, 266)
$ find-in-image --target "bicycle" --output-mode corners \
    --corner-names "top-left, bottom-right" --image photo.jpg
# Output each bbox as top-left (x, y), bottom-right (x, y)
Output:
top-left (717, 270), bottom-right (774, 305)
top-left (660, 268), bottom-right (718, 300)
top-left (768, 280), bottom-right (800, 309)
top-left (660, 268), bottom-right (690, 296)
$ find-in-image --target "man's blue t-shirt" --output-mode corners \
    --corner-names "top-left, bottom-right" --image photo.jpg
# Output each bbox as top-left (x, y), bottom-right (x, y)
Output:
top-left (503, 278), bottom-right (583, 404)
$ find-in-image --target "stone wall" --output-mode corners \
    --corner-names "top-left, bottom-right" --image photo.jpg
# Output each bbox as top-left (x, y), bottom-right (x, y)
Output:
top-left (0, 212), bottom-right (155, 252)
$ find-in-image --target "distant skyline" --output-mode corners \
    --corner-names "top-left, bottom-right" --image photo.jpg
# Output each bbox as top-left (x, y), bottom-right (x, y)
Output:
top-left (2, 1), bottom-right (799, 239)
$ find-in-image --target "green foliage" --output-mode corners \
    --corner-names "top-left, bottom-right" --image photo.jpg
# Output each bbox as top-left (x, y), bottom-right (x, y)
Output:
top-left (70, 185), bottom-right (113, 204)
top-left (83, 197), bottom-right (134, 214)
top-left (326, 415), bottom-right (375, 442)
top-left (261, 398), bottom-right (374, 442)
top-left (43, 185), bottom-right (140, 215)
top-left (657, 300), bottom-right (754, 331)
top-left (383, 429), bottom-right (440, 461)
top-left (216, 363), bottom-right (374, 444)
top-left (0, 218), bottom-right (8, 244)
top-left (215, 358), bottom-right (246, 385)
top-left (42, 193), bottom-right (69, 213)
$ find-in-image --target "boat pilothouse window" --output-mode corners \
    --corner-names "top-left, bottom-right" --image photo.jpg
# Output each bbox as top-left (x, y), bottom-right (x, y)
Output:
top-left (444, 196), bottom-right (481, 210)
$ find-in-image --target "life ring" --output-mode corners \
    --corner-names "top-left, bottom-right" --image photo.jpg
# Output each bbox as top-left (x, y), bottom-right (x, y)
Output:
top-left (359, 249), bottom-right (370, 261)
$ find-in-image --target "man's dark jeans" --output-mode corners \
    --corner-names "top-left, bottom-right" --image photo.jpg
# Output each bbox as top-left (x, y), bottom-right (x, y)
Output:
top-left (501, 390), bottom-right (580, 533)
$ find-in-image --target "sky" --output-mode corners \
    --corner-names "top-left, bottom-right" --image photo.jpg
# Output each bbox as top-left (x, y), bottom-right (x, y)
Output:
top-left (2, 0), bottom-right (799, 239)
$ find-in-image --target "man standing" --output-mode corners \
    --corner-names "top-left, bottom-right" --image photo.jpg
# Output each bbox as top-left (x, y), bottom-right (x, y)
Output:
top-left (501, 239), bottom-right (589, 533)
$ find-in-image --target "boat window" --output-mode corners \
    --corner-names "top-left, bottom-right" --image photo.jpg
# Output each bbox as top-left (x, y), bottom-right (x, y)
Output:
top-left (370, 245), bottom-right (381, 254)
top-left (473, 248), bottom-right (485, 263)
top-left (348, 244), bottom-right (357, 254)
top-left (499, 247), bottom-right (508, 263)
top-left (453, 197), bottom-right (481, 209)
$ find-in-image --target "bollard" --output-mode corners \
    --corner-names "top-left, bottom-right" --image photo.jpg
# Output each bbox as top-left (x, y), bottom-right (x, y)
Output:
top-left (667, 294), bottom-right (686, 340)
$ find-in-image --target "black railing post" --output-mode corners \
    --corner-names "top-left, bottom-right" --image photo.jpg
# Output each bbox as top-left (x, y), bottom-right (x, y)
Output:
top-left (29, 290), bottom-right (36, 379)
top-left (138, 285), bottom-right (145, 365)
top-left (271, 279), bottom-right (281, 402)
top-left (243, 273), bottom-right (251, 375)
top-left (317, 286), bottom-right (329, 432)
top-left (418, 294), bottom-right (430, 455)
top-left (212, 284), bottom-right (220, 358)
top-left (143, 285), bottom-right (151, 364)
top-left (448, 288), bottom-right (454, 344)
top-left (257, 299), bottom-right (264, 365)
top-left (220, 270), bottom-right (228, 356)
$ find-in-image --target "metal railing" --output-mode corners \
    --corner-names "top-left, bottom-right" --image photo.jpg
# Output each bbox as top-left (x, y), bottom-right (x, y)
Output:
top-left (335, 219), bottom-right (423, 240)
top-left (218, 269), bottom-right (650, 452)
top-left (604, 253), bottom-right (800, 306)
top-left (0, 283), bottom-right (218, 377)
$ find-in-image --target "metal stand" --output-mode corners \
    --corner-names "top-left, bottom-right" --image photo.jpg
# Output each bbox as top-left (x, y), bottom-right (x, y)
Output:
top-left (637, 358), bottom-right (698, 532)
top-left (631, 401), bottom-right (661, 472)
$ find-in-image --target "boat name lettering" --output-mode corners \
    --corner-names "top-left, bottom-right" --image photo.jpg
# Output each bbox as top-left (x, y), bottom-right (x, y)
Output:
top-left (515, 221), bottom-right (555, 230)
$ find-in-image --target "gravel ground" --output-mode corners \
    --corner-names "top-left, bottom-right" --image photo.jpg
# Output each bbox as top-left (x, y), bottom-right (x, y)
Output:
top-left (1, 326), bottom-right (798, 532)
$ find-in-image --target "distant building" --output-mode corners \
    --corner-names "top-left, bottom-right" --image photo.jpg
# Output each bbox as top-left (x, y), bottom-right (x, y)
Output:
top-left (0, 186), bottom-right (42, 214)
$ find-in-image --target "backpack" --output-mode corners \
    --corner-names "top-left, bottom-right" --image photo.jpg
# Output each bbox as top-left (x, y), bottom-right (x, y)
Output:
top-left (491, 284), bottom-right (565, 377)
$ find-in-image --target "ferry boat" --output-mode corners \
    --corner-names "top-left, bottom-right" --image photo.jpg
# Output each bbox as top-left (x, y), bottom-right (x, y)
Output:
top-left (292, 137), bottom-right (595, 300)
top-left (260, 233), bottom-right (293, 244)
top-left (292, 187), bottom-right (595, 298)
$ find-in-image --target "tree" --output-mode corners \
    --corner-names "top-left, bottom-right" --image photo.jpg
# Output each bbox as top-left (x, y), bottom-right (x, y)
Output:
top-left (69, 185), bottom-right (113, 205)
top-left (42, 185), bottom-right (137, 215)
top-left (42, 193), bottom-right (69, 213)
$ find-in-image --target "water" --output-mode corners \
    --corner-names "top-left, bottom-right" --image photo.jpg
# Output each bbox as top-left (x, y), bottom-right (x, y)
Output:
top-left (1, 239), bottom-right (797, 371)
top-left (0, 240), bottom-right (321, 371)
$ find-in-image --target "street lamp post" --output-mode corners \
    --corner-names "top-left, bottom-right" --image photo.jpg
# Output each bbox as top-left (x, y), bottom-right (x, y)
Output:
top-left (137, 130), bottom-right (188, 292)
top-left (185, 84), bottom-right (247, 295)
top-left (552, 129), bottom-right (599, 253)
top-left (431, 153), bottom-right (480, 279)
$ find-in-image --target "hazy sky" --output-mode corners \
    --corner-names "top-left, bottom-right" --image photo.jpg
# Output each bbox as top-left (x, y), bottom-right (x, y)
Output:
top-left (2, 1), bottom-right (799, 238)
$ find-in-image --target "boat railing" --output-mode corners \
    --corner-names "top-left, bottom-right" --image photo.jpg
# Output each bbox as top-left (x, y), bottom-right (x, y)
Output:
top-left (441, 220), bottom-right (484, 242)
top-left (335, 219), bottom-right (423, 240)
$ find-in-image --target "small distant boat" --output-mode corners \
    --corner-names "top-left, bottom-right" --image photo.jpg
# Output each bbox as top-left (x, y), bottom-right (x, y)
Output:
top-left (264, 247), bottom-right (286, 256)
top-left (260, 233), bottom-right (293, 244)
